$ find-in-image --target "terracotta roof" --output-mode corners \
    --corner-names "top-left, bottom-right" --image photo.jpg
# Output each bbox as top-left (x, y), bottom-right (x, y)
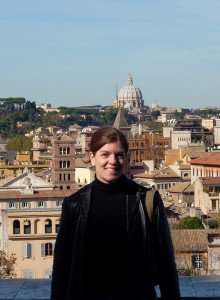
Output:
top-left (191, 152), bottom-right (220, 166)
top-left (0, 189), bottom-right (77, 200)
top-left (171, 229), bottom-right (208, 252)
top-left (168, 182), bottom-right (194, 193)
top-left (201, 177), bottom-right (220, 185)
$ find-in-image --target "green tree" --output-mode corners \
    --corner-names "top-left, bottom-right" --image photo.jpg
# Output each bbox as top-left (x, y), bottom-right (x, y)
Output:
top-left (179, 216), bottom-right (204, 229)
top-left (0, 251), bottom-right (16, 278)
top-left (7, 135), bottom-right (32, 152)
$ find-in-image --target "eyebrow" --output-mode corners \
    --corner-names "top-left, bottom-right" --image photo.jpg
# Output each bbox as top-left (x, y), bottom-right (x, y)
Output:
top-left (99, 150), bottom-right (125, 155)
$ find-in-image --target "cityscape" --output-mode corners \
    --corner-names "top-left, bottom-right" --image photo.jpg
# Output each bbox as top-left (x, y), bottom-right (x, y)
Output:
top-left (1, 1), bottom-right (220, 299)
top-left (0, 74), bottom-right (220, 281)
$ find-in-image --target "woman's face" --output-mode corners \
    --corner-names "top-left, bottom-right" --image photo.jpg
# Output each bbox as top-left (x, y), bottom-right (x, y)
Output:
top-left (90, 141), bottom-right (126, 184)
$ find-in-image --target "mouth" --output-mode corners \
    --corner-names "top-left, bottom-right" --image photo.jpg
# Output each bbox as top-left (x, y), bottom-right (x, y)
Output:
top-left (106, 168), bottom-right (120, 173)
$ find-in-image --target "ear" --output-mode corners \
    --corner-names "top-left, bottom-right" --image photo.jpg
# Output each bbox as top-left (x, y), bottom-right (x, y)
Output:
top-left (89, 152), bottom-right (95, 166)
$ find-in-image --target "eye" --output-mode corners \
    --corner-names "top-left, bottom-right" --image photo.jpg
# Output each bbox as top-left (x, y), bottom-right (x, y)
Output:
top-left (117, 153), bottom-right (125, 159)
top-left (100, 153), bottom-right (108, 158)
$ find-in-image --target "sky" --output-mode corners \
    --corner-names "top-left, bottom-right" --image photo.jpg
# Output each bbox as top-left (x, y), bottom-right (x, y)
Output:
top-left (1, 0), bottom-right (220, 108)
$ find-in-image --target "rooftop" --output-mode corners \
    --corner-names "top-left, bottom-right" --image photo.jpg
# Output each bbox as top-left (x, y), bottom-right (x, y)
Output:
top-left (0, 277), bottom-right (220, 299)
top-left (168, 182), bottom-right (194, 193)
top-left (191, 153), bottom-right (220, 166)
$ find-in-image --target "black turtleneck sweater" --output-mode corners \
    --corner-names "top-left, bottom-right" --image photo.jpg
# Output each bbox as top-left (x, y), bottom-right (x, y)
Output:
top-left (84, 176), bottom-right (128, 297)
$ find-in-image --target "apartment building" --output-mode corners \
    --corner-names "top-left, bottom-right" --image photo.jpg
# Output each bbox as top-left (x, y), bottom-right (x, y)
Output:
top-left (0, 171), bottom-right (74, 278)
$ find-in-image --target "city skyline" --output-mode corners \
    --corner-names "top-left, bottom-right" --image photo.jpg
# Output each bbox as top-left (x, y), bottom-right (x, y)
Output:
top-left (1, 0), bottom-right (220, 108)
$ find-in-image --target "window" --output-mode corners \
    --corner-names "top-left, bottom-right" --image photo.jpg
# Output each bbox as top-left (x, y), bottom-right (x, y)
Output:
top-left (212, 200), bottom-right (217, 211)
top-left (41, 242), bottom-right (53, 256)
top-left (60, 147), bottom-right (68, 155)
top-left (59, 160), bottom-right (70, 169)
top-left (55, 223), bottom-right (60, 233)
top-left (192, 255), bottom-right (203, 269)
top-left (9, 202), bottom-right (16, 209)
top-left (45, 219), bottom-right (52, 233)
top-left (13, 220), bottom-right (20, 234)
top-left (37, 201), bottom-right (44, 208)
top-left (22, 201), bottom-right (30, 208)
top-left (23, 270), bottom-right (33, 279)
top-left (24, 220), bottom-right (31, 234)
top-left (56, 200), bottom-right (62, 207)
top-left (67, 185), bottom-right (70, 190)
top-left (23, 243), bottom-right (32, 259)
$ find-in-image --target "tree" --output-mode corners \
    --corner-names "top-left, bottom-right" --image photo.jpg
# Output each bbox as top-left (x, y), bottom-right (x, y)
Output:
top-left (0, 251), bottom-right (16, 278)
top-left (7, 135), bottom-right (32, 152)
top-left (178, 216), bottom-right (204, 229)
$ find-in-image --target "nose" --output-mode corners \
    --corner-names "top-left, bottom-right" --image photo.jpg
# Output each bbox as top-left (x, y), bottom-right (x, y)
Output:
top-left (109, 154), bottom-right (117, 164)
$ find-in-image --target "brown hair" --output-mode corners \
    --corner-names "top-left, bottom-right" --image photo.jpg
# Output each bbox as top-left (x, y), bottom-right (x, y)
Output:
top-left (89, 127), bottom-right (128, 154)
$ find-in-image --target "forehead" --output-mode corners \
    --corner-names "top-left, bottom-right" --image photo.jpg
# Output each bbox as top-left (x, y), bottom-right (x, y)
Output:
top-left (98, 141), bottom-right (125, 153)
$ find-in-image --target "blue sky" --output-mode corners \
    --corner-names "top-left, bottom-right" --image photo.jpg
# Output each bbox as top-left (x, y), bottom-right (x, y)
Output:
top-left (1, 0), bottom-right (220, 108)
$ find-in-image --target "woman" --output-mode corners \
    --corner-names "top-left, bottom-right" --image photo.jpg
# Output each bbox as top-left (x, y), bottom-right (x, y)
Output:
top-left (51, 127), bottom-right (180, 300)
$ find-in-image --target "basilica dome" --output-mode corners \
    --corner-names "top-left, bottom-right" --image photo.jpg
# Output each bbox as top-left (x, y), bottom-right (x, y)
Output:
top-left (113, 74), bottom-right (144, 112)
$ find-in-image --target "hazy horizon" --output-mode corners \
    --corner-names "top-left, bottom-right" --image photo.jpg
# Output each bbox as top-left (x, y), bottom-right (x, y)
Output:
top-left (1, 0), bottom-right (220, 108)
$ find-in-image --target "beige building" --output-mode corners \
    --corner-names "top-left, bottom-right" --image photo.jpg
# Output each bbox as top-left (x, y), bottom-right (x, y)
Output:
top-left (194, 177), bottom-right (220, 215)
top-left (171, 230), bottom-right (208, 275)
top-left (0, 171), bottom-right (75, 278)
top-left (208, 231), bottom-right (220, 275)
top-left (32, 135), bottom-right (51, 163)
top-left (133, 166), bottom-right (183, 199)
top-left (75, 158), bottom-right (95, 186)
top-left (214, 126), bottom-right (220, 145)
top-left (171, 131), bottom-right (191, 149)
top-left (201, 119), bottom-right (214, 130)
top-left (191, 152), bottom-right (220, 183)
top-left (163, 126), bottom-right (174, 138)
top-left (168, 182), bottom-right (194, 207)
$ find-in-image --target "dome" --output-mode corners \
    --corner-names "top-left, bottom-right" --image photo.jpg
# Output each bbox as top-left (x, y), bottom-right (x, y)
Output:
top-left (118, 75), bottom-right (143, 100)
top-left (115, 74), bottom-right (144, 112)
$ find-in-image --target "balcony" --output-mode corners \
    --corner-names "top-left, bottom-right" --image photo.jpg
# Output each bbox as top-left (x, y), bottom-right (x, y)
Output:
top-left (0, 276), bottom-right (220, 299)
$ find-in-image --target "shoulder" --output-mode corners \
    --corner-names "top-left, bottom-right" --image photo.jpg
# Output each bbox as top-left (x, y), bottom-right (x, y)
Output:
top-left (63, 182), bottom-right (93, 206)
top-left (122, 176), bottom-right (149, 194)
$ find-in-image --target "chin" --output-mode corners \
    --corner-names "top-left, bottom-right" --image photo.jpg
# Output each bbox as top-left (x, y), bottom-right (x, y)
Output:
top-left (107, 174), bottom-right (121, 182)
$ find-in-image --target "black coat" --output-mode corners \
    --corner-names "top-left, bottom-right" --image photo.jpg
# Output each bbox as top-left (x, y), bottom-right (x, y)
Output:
top-left (51, 177), bottom-right (180, 300)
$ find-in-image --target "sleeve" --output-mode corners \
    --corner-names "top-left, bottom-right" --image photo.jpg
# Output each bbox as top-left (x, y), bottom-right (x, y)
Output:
top-left (153, 191), bottom-right (181, 300)
top-left (50, 197), bottom-right (75, 300)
